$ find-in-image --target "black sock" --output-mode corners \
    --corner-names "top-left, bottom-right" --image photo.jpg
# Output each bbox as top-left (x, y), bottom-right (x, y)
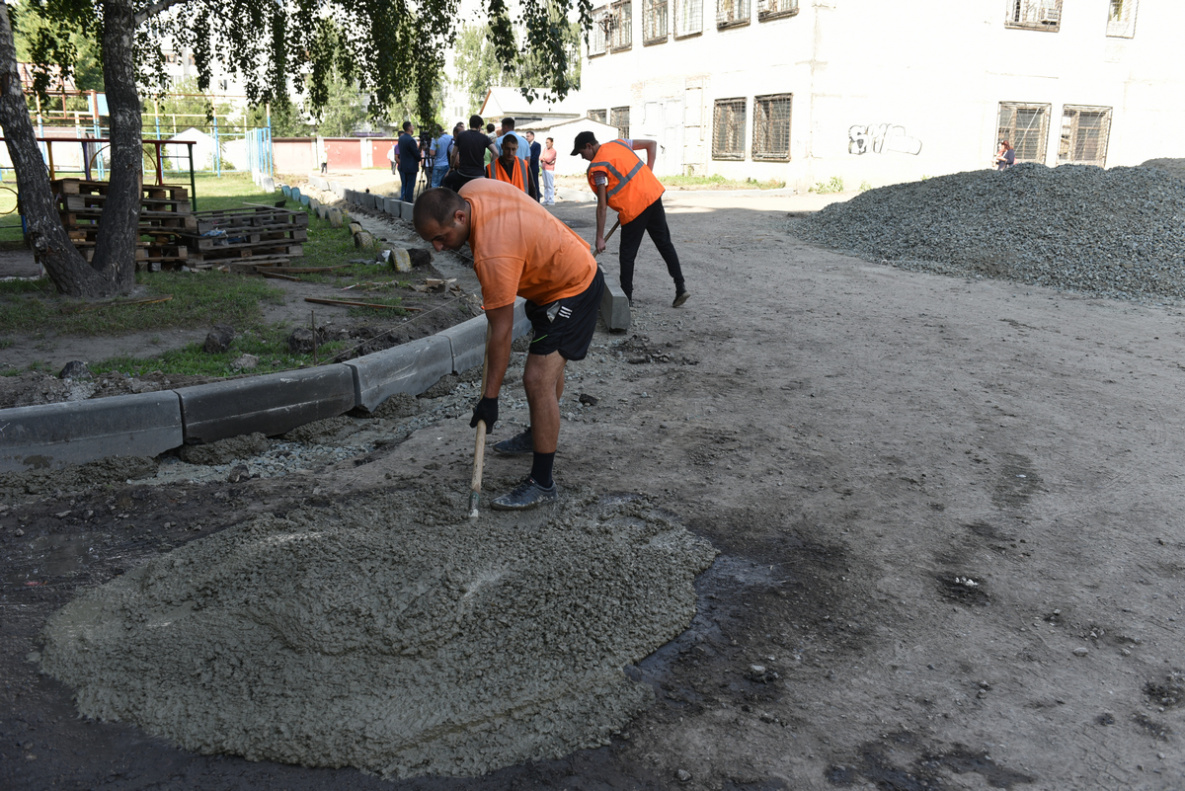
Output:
top-left (531, 452), bottom-right (555, 489)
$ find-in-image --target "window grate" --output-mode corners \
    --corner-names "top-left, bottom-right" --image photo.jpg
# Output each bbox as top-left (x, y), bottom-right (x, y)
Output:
top-left (1107, 0), bottom-right (1137, 37)
top-left (589, 109), bottom-right (608, 124)
top-left (674, 0), bottom-right (703, 36)
top-left (753, 93), bottom-right (792, 161)
top-left (610, 107), bottom-right (631, 139)
top-left (998, 102), bottom-right (1050, 163)
top-left (713, 98), bottom-right (746, 160)
top-left (589, 6), bottom-right (608, 55)
top-left (1059, 105), bottom-right (1112, 167)
top-left (717, 0), bottom-right (750, 28)
top-left (610, 0), bottom-right (633, 50)
top-left (1005, 0), bottom-right (1062, 31)
top-left (643, 0), bottom-right (669, 42)
top-left (758, 0), bottom-right (798, 21)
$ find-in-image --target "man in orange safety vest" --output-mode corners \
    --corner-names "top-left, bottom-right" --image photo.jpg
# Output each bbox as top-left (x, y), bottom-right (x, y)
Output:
top-left (573, 131), bottom-right (689, 308)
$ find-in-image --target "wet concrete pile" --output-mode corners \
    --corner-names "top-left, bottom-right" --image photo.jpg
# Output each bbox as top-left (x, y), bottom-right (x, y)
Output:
top-left (37, 488), bottom-right (716, 779)
top-left (794, 163), bottom-right (1185, 303)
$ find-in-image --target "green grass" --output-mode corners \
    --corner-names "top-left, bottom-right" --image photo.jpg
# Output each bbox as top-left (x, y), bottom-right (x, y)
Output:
top-left (0, 270), bottom-right (284, 336)
top-left (660, 174), bottom-right (787, 190)
top-left (92, 324), bottom-right (349, 378)
top-left (810, 176), bottom-right (846, 194)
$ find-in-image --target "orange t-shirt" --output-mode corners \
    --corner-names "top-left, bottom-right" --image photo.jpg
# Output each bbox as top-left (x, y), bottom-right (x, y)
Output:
top-left (460, 179), bottom-right (597, 310)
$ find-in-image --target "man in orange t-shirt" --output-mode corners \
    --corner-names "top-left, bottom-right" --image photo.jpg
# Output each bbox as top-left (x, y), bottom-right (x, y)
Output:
top-left (412, 180), bottom-right (604, 510)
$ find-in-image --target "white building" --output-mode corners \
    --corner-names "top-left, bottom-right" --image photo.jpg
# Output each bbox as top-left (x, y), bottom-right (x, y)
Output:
top-left (576, 0), bottom-right (1183, 191)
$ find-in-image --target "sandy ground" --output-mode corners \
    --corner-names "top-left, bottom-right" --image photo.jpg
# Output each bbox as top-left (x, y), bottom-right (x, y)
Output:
top-left (3, 181), bottom-right (1185, 790)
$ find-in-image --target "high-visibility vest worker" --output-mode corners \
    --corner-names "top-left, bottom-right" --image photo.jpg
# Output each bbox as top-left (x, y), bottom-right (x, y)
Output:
top-left (573, 131), bottom-right (689, 307)
top-left (581, 139), bottom-right (665, 224)
top-left (486, 155), bottom-right (529, 193)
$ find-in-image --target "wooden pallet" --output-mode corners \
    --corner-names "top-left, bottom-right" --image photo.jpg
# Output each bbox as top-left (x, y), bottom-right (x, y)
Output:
top-left (192, 207), bottom-right (308, 235)
top-left (194, 244), bottom-right (304, 263)
top-left (54, 178), bottom-right (188, 202)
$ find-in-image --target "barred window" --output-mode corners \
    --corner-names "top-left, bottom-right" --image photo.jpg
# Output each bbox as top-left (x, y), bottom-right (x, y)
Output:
top-left (1107, 0), bottom-right (1137, 37)
top-left (717, 0), bottom-right (750, 29)
top-left (610, 106), bottom-right (631, 139)
top-left (643, 0), bottom-right (669, 43)
top-left (589, 6), bottom-right (608, 55)
top-left (758, 0), bottom-right (798, 21)
top-left (589, 109), bottom-right (608, 124)
top-left (712, 98), bottom-right (746, 160)
top-left (610, 0), bottom-right (633, 50)
top-left (674, 0), bottom-right (703, 37)
top-left (752, 93), bottom-right (791, 161)
top-left (1005, 0), bottom-right (1062, 31)
top-left (1059, 105), bottom-right (1111, 167)
top-left (998, 102), bottom-right (1050, 163)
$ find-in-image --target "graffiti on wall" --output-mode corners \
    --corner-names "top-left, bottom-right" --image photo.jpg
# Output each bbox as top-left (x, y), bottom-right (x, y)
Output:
top-left (848, 124), bottom-right (923, 156)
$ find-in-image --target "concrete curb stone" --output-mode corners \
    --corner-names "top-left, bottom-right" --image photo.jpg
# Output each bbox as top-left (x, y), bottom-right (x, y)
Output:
top-left (177, 365), bottom-right (357, 446)
top-left (0, 391), bottom-right (183, 472)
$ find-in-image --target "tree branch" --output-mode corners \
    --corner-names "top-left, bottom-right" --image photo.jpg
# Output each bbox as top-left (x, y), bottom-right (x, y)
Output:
top-left (134, 0), bottom-right (195, 26)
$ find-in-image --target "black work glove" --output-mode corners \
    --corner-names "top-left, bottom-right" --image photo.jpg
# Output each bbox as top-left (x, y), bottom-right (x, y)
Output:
top-left (470, 396), bottom-right (498, 431)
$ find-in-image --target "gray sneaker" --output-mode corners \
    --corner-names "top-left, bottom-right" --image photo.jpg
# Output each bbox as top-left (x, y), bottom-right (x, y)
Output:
top-left (490, 477), bottom-right (558, 510)
top-left (493, 427), bottom-right (533, 455)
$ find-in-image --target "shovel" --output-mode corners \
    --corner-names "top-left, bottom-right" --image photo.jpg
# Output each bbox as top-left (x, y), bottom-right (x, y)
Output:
top-left (468, 325), bottom-right (491, 518)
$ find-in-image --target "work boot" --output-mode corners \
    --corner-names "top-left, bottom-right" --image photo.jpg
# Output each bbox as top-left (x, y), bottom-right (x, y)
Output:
top-left (673, 290), bottom-right (691, 308)
top-left (490, 477), bottom-right (558, 510)
top-left (493, 427), bottom-right (533, 455)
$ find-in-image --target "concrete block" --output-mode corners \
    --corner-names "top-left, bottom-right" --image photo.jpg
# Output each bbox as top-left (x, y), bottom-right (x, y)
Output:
top-left (178, 365), bottom-right (356, 445)
top-left (345, 335), bottom-right (454, 412)
top-left (290, 187), bottom-right (303, 205)
top-left (355, 231), bottom-right (377, 250)
top-left (299, 193), bottom-right (310, 207)
top-left (329, 181), bottom-right (344, 198)
top-left (328, 208), bottom-right (343, 227)
top-left (384, 197), bottom-right (401, 215)
top-left (0, 391), bottom-right (183, 472)
top-left (600, 278), bottom-right (631, 331)
top-left (282, 185), bottom-right (292, 198)
top-left (401, 201), bottom-right (415, 220)
top-left (437, 300), bottom-right (531, 374)
top-left (309, 197), bottom-right (320, 213)
top-left (261, 176), bottom-right (275, 192)
top-left (309, 176), bottom-right (328, 191)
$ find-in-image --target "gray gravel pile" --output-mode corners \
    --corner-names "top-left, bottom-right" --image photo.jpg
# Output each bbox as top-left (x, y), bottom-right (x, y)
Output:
top-left (793, 163), bottom-right (1185, 302)
top-left (38, 489), bottom-right (716, 778)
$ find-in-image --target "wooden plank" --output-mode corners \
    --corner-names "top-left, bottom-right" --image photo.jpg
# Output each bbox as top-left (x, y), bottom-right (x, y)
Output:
top-left (304, 297), bottom-right (422, 311)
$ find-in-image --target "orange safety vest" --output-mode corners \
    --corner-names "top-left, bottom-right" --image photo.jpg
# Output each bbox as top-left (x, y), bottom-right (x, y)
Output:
top-left (486, 157), bottom-right (528, 192)
top-left (585, 139), bottom-right (665, 225)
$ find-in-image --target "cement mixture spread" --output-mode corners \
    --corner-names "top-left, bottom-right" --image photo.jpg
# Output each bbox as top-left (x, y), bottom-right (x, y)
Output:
top-left (37, 488), bottom-right (715, 779)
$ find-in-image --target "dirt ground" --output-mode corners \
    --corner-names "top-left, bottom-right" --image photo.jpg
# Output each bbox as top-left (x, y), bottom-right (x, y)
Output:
top-left (3, 179), bottom-right (1185, 791)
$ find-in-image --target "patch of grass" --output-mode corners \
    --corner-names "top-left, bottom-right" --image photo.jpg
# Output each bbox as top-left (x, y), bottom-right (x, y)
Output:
top-left (91, 324), bottom-right (348, 378)
top-left (0, 277), bottom-right (52, 295)
top-left (0, 270), bottom-right (284, 335)
top-left (659, 174), bottom-right (786, 190)
top-left (859, 180), bottom-right (873, 192)
top-left (810, 176), bottom-right (845, 194)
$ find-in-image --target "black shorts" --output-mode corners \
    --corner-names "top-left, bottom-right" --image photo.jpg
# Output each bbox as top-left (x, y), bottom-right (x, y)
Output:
top-left (525, 268), bottom-right (605, 361)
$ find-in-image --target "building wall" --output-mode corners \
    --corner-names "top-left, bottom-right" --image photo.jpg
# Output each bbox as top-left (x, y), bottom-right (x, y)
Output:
top-left (273, 139), bottom-right (319, 174)
top-left (578, 0), bottom-right (1185, 191)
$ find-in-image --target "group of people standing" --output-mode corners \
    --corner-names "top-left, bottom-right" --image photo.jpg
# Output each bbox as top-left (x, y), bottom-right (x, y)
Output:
top-left (390, 115), bottom-right (559, 205)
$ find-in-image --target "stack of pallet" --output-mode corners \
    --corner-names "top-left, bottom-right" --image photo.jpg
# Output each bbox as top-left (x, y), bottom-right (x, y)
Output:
top-left (179, 206), bottom-right (307, 271)
top-left (54, 178), bottom-right (195, 269)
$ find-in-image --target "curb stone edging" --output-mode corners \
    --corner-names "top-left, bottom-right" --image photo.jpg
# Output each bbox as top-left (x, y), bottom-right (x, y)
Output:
top-left (0, 300), bottom-right (529, 472)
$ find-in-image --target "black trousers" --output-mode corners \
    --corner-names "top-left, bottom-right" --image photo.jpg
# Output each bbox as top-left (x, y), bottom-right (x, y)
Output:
top-left (617, 197), bottom-right (684, 300)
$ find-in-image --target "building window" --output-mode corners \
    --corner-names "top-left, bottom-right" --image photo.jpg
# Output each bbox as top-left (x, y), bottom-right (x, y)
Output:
top-left (643, 0), bottom-right (669, 43)
top-left (610, 106), bottom-right (631, 139)
top-left (610, 0), bottom-right (633, 50)
top-left (758, 0), bottom-right (798, 21)
top-left (717, 0), bottom-right (750, 29)
top-left (589, 6), bottom-right (608, 55)
top-left (589, 109), bottom-right (608, 124)
top-left (1107, 0), bottom-right (1137, 37)
top-left (712, 98), bottom-right (746, 160)
top-left (752, 93), bottom-right (792, 161)
top-left (674, 0), bottom-right (703, 37)
top-left (998, 102), bottom-right (1050, 163)
top-left (1059, 105), bottom-right (1111, 167)
top-left (1005, 0), bottom-right (1061, 31)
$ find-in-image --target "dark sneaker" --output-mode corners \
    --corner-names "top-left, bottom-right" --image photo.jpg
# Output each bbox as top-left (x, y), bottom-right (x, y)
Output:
top-left (673, 290), bottom-right (691, 308)
top-left (493, 427), bottom-right (533, 455)
top-left (490, 477), bottom-right (558, 510)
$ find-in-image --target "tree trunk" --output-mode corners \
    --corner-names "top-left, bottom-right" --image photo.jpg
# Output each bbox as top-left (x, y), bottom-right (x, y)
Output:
top-left (0, 5), bottom-right (120, 297)
top-left (89, 0), bottom-right (141, 294)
